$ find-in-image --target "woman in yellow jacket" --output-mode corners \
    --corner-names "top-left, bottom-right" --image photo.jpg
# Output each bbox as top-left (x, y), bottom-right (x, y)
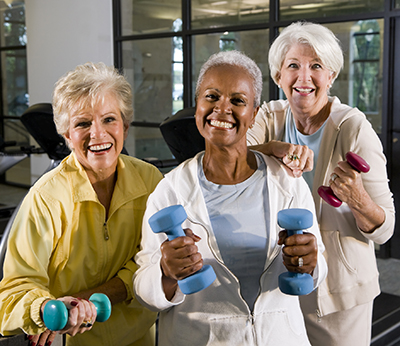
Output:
top-left (0, 62), bottom-right (163, 346)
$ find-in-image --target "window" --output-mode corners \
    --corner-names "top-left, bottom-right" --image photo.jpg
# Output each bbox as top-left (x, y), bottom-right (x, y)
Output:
top-left (114, 0), bottom-right (386, 166)
top-left (0, 0), bottom-right (29, 186)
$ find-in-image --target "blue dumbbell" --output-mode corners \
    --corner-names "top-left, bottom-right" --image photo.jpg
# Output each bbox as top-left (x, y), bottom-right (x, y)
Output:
top-left (43, 293), bottom-right (112, 331)
top-left (278, 208), bottom-right (314, 296)
top-left (148, 204), bottom-right (216, 295)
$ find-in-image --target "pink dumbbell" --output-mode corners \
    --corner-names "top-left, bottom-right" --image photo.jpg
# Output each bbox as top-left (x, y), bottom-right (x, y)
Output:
top-left (318, 152), bottom-right (370, 207)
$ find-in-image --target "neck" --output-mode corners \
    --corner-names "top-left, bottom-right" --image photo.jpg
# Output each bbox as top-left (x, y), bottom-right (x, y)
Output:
top-left (89, 170), bottom-right (117, 216)
top-left (202, 144), bottom-right (257, 185)
top-left (292, 98), bottom-right (332, 135)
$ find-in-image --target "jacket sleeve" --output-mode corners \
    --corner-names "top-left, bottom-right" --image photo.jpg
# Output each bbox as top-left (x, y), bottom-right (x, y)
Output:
top-left (346, 118), bottom-right (395, 244)
top-left (133, 179), bottom-right (186, 312)
top-left (0, 191), bottom-right (57, 336)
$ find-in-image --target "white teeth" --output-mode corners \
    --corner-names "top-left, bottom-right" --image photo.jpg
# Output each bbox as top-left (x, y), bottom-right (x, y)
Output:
top-left (210, 119), bottom-right (233, 129)
top-left (89, 143), bottom-right (112, 151)
top-left (296, 88), bottom-right (313, 93)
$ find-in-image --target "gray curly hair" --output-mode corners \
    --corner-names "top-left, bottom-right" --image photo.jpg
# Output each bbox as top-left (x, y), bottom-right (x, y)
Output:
top-left (52, 62), bottom-right (133, 137)
top-left (195, 50), bottom-right (263, 107)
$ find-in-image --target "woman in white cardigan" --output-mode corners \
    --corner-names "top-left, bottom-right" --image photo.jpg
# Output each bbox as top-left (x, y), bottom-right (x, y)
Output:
top-left (247, 21), bottom-right (395, 346)
top-left (134, 50), bottom-right (327, 346)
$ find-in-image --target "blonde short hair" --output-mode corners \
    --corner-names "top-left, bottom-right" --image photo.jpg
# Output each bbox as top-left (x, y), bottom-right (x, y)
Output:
top-left (52, 62), bottom-right (133, 137)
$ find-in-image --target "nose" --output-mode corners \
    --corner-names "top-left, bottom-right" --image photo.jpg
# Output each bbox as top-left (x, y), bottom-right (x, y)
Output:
top-left (215, 97), bottom-right (232, 114)
top-left (298, 65), bottom-right (311, 82)
top-left (90, 120), bottom-right (106, 138)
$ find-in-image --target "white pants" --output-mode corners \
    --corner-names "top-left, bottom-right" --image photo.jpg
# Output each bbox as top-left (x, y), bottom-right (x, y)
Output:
top-left (300, 292), bottom-right (373, 346)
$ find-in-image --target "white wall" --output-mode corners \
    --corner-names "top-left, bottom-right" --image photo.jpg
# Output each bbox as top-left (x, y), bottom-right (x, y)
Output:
top-left (25, 0), bottom-right (113, 182)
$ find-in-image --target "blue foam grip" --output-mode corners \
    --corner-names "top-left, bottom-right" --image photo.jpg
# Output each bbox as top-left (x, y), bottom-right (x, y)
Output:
top-left (148, 205), bottom-right (216, 295)
top-left (277, 208), bottom-right (314, 296)
top-left (43, 293), bottom-right (111, 331)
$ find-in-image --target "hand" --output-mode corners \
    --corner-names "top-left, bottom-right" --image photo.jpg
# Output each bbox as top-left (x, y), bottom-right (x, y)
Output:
top-left (28, 329), bottom-right (57, 346)
top-left (41, 296), bottom-right (97, 337)
top-left (253, 141), bottom-right (314, 177)
top-left (278, 230), bottom-right (318, 275)
top-left (160, 228), bottom-right (203, 282)
top-left (329, 160), bottom-right (368, 209)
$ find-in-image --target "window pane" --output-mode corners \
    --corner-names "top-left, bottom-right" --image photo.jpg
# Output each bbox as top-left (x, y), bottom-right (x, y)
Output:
top-left (125, 126), bottom-right (173, 163)
top-left (396, 0), bottom-right (400, 9)
top-left (0, 1), bottom-right (26, 47)
top-left (121, 0), bottom-right (181, 35)
top-left (122, 38), bottom-right (177, 123)
top-left (192, 29), bottom-right (270, 105)
top-left (192, 0), bottom-right (269, 29)
top-left (1, 49), bottom-right (28, 116)
top-left (280, 0), bottom-right (384, 21)
top-left (3, 118), bottom-right (31, 185)
top-left (327, 20), bottom-right (384, 134)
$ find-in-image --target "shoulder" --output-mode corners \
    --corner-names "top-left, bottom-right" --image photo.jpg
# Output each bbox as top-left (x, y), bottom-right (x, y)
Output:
top-left (120, 154), bottom-right (163, 184)
top-left (259, 99), bottom-right (289, 116)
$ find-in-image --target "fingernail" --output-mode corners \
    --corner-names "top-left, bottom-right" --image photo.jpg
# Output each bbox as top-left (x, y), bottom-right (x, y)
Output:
top-left (30, 343), bottom-right (36, 346)
top-left (47, 342), bottom-right (53, 346)
top-left (71, 300), bottom-right (78, 306)
top-left (28, 335), bottom-right (33, 340)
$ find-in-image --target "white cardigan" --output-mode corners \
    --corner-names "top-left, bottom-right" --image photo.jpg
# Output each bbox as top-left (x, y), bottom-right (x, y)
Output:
top-left (134, 152), bottom-right (327, 346)
top-left (247, 96), bottom-right (395, 316)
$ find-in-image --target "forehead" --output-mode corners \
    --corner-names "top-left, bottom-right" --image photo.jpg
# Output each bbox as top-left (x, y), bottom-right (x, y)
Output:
top-left (201, 65), bottom-right (254, 91)
top-left (284, 43), bottom-right (319, 60)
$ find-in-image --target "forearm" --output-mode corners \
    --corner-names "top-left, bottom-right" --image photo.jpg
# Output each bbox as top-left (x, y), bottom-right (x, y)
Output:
top-left (73, 277), bottom-right (127, 305)
top-left (348, 191), bottom-right (385, 234)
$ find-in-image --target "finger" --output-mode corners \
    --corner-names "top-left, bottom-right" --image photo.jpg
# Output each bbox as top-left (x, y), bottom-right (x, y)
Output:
top-left (37, 329), bottom-right (54, 346)
top-left (183, 228), bottom-right (201, 242)
top-left (278, 230), bottom-right (288, 245)
top-left (28, 335), bottom-right (39, 345)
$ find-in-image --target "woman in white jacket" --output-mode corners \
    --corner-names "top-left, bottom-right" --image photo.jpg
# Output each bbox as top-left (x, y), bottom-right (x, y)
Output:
top-left (247, 22), bottom-right (395, 346)
top-left (134, 50), bottom-right (327, 346)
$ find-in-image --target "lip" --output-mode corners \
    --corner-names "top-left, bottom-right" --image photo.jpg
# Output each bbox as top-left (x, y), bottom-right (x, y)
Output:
top-left (208, 119), bottom-right (235, 129)
top-left (88, 142), bottom-right (113, 153)
top-left (294, 87), bottom-right (315, 96)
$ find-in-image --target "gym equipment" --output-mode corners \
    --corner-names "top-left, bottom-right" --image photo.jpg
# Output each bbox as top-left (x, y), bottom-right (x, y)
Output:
top-left (278, 208), bottom-right (314, 296)
top-left (148, 204), bottom-right (216, 294)
top-left (43, 293), bottom-right (111, 331)
top-left (317, 152), bottom-right (370, 207)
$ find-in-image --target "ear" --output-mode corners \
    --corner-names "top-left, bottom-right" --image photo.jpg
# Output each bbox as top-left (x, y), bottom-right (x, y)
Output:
top-left (64, 131), bottom-right (73, 149)
top-left (123, 123), bottom-right (129, 140)
top-left (276, 72), bottom-right (281, 86)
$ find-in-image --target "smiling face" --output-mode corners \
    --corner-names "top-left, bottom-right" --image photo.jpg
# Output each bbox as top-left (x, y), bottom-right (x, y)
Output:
top-left (64, 92), bottom-right (128, 181)
top-left (278, 43), bottom-right (333, 116)
top-left (195, 65), bottom-right (258, 149)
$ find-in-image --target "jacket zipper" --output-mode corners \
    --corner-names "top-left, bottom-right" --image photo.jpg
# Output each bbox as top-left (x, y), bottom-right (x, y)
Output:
top-left (103, 222), bottom-right (109, 240)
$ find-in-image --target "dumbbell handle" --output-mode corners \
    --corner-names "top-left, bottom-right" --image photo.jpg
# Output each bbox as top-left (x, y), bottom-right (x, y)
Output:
top-left (43, 293), bottom-right (111, 331)
top-left (149, 205), bottom-right (216, 294)
top-left (318, 152), bottom-right (370, 208)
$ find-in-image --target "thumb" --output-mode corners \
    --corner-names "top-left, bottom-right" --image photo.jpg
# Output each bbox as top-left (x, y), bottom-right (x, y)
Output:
top-left (183, 228), bottom-right (201, 242)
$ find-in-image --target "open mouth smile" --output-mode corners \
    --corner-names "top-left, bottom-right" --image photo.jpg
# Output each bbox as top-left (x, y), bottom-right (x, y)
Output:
top-left (88, 143), bottom-right (113, 152)
top-left (209, 119), bottom-right (234, 129)
top-left (294, 87), bottom-right (315, 94)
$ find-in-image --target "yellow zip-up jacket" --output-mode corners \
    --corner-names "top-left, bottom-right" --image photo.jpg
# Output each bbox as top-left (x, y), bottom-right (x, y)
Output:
top-left (0, 152), bottom-right (163, 346)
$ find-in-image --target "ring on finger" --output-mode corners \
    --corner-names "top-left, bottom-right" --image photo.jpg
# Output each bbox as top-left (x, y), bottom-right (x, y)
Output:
top-left (287, 154), bottom-right (299, 161)
top-left (298, 257), bottom-right (303, 267)
top-left (331, 173), bottom-right (339, 182)
top-left (81, 320), bottom-right (93, 328)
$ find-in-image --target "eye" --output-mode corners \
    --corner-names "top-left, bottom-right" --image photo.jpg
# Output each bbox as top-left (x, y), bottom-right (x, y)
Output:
top-left (288, 63), bottom-right (298, 68)
top-left (231, 97), bottom-right (246, 106)
top-left (75, 121), bottom-right (91, 128)
top-left (312, 63), bottom-right (323, 69)
top-left (205, 93), bottom-right (218, 101)
top-left (104, 116), bottom-right (116, 123)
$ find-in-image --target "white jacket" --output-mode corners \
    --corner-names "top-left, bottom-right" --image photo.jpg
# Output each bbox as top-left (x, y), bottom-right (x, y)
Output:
top-left (134, 152), bottom-right (327, 346)
top-left (247, 97), bottom-right (395, 316)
